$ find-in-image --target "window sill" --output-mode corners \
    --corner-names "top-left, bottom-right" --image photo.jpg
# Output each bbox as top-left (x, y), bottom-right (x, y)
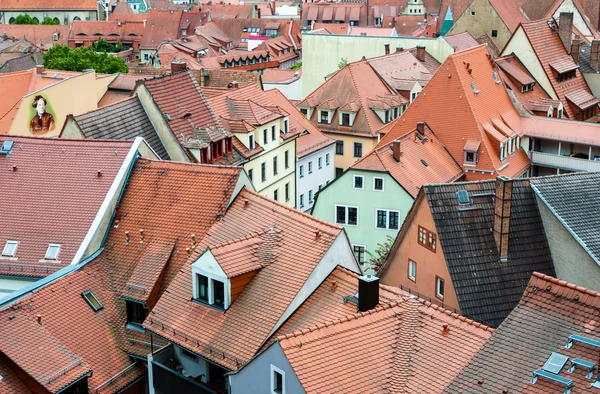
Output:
top-left (191, 298), bottom-right (226, 312)
top-left (0, 256), bottom-right (18, 261)
top-left (38, 259), bottom-right (61, 264)
top-left (408, 276), bottom-right (416, 283)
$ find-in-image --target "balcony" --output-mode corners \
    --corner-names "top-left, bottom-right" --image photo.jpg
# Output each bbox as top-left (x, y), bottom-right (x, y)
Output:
top-left (530, 151), bottom-right (600, 172)
top-left (151, 345), bottom-right (218, 394)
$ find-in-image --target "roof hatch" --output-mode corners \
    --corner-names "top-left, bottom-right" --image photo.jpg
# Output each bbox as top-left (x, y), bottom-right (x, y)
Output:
top-left (0, 140), bottom-right (14, 157)
top-left (543, 352), bottom-right (568, 374)
top-left (456, 190), bottom-right (470, 205)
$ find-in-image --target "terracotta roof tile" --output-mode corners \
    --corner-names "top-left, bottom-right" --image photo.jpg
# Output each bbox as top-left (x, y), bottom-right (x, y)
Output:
top-left (521, 115), bottom-right (600, 145)
top-left (447, 272), bottom-right (600, 393)
top-left (0, 355), bottom-right (31, 393)
top-left (0, 136), bottom-right (134, 278)
top-left (145, 189), bottom-right (344, 370)
top-left (353, 124), bottom-right (464, 198)
top-left (0, 0), bottom-right (97, 11)
top-left (0, 24), bottom-right (69, 47)
top-left (444, 31), bottom-right (481, 52)
top-left (367, 49), bottom-right (441, 92)
top-left (488, 0), bottom-right (529, 32)
top-left (0, 69), bottom-right (32, 133)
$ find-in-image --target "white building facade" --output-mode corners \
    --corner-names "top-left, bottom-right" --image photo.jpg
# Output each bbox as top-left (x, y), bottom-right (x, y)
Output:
top-left (297, 143), bottom-right (335, 213)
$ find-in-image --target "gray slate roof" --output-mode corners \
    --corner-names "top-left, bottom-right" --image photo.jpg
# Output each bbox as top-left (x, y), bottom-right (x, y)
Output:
top-left (74, 96), bottom-right (170, 160)
top-left (530, 172), bottom-right (600, 266)
top-left (424, 179), bottom-right (555, 327)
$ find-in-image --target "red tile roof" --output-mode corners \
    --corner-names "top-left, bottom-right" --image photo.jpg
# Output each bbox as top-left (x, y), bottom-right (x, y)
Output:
top-left (516, 19), bottom-right (596, 119)
top-left (140, 9), bottom-right (206, 49)
top-left (380, 45), bottom-right (530, 180)
top-left (443, 31), bottom-right (481, 52)
top-left (301, 3), bottom-right (367, 27)
top-left (0, 69), bottom-right (32, 133)
top-left (277, 296), bottom-right (492, 393)
top-left (488, 0), bottom-right (529, 32)
top-left (0, 136), bottom-right (134, 278)
top-left (0, 24), bottom-right (69, 47)
top-left (353, 124), bottom-right (464, 197)
top-left (300, 57), bottom-right (407, 137)
top-left (261, 68), bottom-right (300, 84)
top-left (521, 115), bottom-right (600, 146)
top-left (69, 20), bottom-right (145, 44)
top-left (366, 49), bottom-right (441, 93)
top-left (264, 89), bottom-right (335, 158)
top-left (145, 188), bottom-right (347, 370)
top-left (447, 272), bottom-right (600, 393)
top-left (0, 355), bottom-right (31, 393)
top-left (0, 0), bottom-right (98, 11)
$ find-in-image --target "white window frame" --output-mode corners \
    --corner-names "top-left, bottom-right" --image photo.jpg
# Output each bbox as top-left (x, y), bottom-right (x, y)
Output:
top-left (192, 269), bottom-right (230, 309)
top-left (408, 259), bottom-right (416, 282)
top-left (319, 110), bottom-right (330, 124)
top-left (353, 175), bottom-right (364, 190)
top-left (270, 365), bottom-right (285, 394)
top-left (335, 204), bottom-right (359, 226)
top-left (44, 244), bottom-right (61, 260)
top-left (2, 241), bottom-right (18, 257)
top-left (435, 277), bottom-right (445, 300)
top-left (375, 209), bottom-right (400, 230)
top-left (373, 177), bottom-right (385, 192)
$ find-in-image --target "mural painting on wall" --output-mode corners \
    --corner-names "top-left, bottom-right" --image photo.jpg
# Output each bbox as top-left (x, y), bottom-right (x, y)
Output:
top-left (29, 95), bottom-right (56, 134)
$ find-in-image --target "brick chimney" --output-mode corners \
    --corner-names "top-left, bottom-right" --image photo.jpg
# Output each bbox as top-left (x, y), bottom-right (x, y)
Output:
top-left (416, 122), bottom-right (425, 135)
top-left (171, 61), bottom-right (187, 73)
top-left (232, 80), bottom-right (239, 89)
top-left (392, 140), bottom-right (401, 162)
top-left (358, 275), bottom-right (379, 312)
top-left (35, 65), bottom-right (45, 75)
top-left (493, 176), bottom-right (513, 262)
top-left (199, 65), bottom-right (206, 87)
top-left (558, 12), bottom-right (574, 53)
top-left (384, 43), bottom-right (390, 55)
top-left (396, 46), bottom-right (403, 53)
top-left (571, 36), bottom-right (581, 64)
top-left (591, 40), bottom-right (600, 71)
top-left (416, 46), bottom-right (426, 62)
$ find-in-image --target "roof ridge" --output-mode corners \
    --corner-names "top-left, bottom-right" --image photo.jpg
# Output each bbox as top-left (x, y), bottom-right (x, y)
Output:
top-left (418, 299), bottom-right (495, 332)
top-left (136, 157), bottom-right (243, 171)
top-left (209, 230), bottom-right (267, 250)
top-left (277, 301), bottom-right (403, 342)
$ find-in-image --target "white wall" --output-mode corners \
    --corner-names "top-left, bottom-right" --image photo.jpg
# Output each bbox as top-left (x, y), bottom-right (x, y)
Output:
top-left (297, 144), bottom-right (335, 213)
top-left (0, 277), bottom-right (38, 300)
top-left (263, 76), bottom-right (303, 101)
top-left (552, 0), bottom-right (596, 41)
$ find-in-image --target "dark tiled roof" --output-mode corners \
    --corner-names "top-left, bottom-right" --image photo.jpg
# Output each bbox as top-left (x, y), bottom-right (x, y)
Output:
top-left (530, 172), bottom-right (600, 266)
top-left (73, 96), bottom-right (170, 160)
top-left (424, 179), bottom-right (555, 327)
top-left (0, 54), bottom-right (38, 74)
top-left (446, 272), bottom-right (600, 393)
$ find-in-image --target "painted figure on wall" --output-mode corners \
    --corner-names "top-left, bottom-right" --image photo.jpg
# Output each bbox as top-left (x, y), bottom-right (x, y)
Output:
top-left (30, 95), bottom-right (55, 134)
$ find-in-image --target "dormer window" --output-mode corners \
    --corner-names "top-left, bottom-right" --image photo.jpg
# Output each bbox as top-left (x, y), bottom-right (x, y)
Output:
top-left (319, 110), bottom-right (330, 124)
top-left (194, 274), bottom-right (227, 309)
top-left (341, 113), bottom-right (351, 126)
top-left (558, 70), bottom-right (577, 82)
top-left (522, 83), bottom-right (534, 93)
top-left (45, 244), bottom-right (61, 260)
top-left (2, 241), bottom-right (18, 257)
top-left (248, 133), bottom-right (255, 150)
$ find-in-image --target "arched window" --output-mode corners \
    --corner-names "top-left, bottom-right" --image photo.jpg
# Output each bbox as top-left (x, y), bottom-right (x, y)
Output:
top-left (8, 17), bottom-right (15, 24)
top-left (32, 17), bottom-right (40, 23)
top-left (73, 16), bottom-right (81, 21)
top-left (53, 17), bottom-right (60, 24)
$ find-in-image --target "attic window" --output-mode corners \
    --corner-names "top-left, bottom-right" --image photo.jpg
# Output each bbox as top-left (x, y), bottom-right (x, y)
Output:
top-left (195, 274), bottom-right (227, 309)
top-left (82, 290), bottom-right (103, 312)
top-left (456, 190), bottom-right (470, 205)
top-left (45, 244), bottom-right (61, 260)
top-left (470, 82), bottom-right (480, 94)
top-left (2, 241), bottom-right (18, 257)
top-left (522, 83), bottom-right (534, 93)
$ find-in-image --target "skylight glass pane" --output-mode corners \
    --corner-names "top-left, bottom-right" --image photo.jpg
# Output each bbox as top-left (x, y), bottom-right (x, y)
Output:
top-left (2, 241), bottom-right (17, 257)
top-left (45, 244), bottom-right (61, 260)
top-left (82, 291), bottom-right (103, 312)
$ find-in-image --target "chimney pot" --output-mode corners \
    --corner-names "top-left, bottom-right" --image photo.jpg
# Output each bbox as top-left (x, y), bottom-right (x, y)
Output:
top-left (232, 80), bottom-right (239, 88)
top-left (12, 165), bottom-right (17, 171)
top-left (243, 199), bottom-right (249, 207)
top-left (37, 314), bottom-right (42, 324)
top-left (186, 247), bottom-right (192, 256)
top-left (384, 43), bottom-right (390, 55)
top-left (493, 176), bottom-right (513, 262)
top-left (442, 322), bottom-right (449, 334)
top-left (558, 13), bottom-right (574, 53)
top-left (392, 140), bottom-right (401, 162)
top-left (331, 281), bottom-right (337, 289)
top-left (416, 122), bottom-right (425, 135)
top-left (416, 46), bottom-right (426, 62)
top-left (315, 230), bottom-right (321, 240)
top-left (35, 65), bottom-right (45, 75)
top-left (358, 275), bottom-right (379, 312)
top-left (97, 170), bottom-right (102, 177)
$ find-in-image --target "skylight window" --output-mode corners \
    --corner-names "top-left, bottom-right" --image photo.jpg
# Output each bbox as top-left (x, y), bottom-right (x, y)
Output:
top-left (456, 190), bottom-right (470, 205)
top-left (45, 244), bottom-right (61, 260)
top-left (82, 290), bottom-right (103, 312)
top-left (2, 241), bottom-right (18, 257)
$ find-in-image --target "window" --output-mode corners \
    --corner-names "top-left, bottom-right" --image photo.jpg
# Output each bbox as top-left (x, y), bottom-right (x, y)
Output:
top-left (326, 153), bottom-right (331, 166)
top-left (249, 134), bottom-right (255, 150)
top-left (263, 129), bottom-right (268, 145)
top-left (308, 161), bottom-right (313, 174)
top-left (335, 205), bottom-right (358, 226)
top-left (197, 274), bottom-right (209, 302)
top-left (471, 11), bottom-right (475, 15)
top-left (181, 348), bottom-right (198, 360)
top-left (209, 363), bottom-right (227, 388)
top-left (341, 113), bottom-right (351, 126)
top-left (336, 167), bottom-right (344, 178)
top-left (522, 83), bottom-right (534, 93)
top-left (213, 279), bottom-right (225, 308)
top-left (273, 156), bottom-right (278, 176)
top-left (491, 29), bottom-right (498, 38)
top-left (373, 177), bottom-right (384, 191)
top-left (318, 157), bottom-right (323, 169)
top-left (285, 182), bottom-right (290, 201)
top-left (45, 244), bottom-right (61, 260)
top-left (248, 169), bottom-right (253, 183)
top-left (2, 241), bottom-right (18, 257)
top-left (411, 92), bottom-right (418, 101)
top-left (418, 226), bottom-right (436, 252)
top-left (284, 119), bottom-right (288, 134)
top-left (353, 245), bottom-right (365, 264)
top-left (261, 162), bottom-right (267, 182)
top-left (435, 276), bottom-right (445, 300)
top-left (376, 209), bottom-right (399, 230)
top-left (299, 165), bottom-right (304, 178)
top-left (285, 150), bottom-right (290, 169)
top-left (274, 189), bottom-right (279, 201)
top-left (82, 290), bottom-right (103, 312)
top-left (300, 108), bottom-right (308, 116)
top-left (408, 260), bottom-right (416, 282)
top-left (319, 111), bottom-right (329, 124)
top-left (336, 140), bottom-right (344, 155)
top-left (558, 69), bottom-right (577, 82)
top-left (353, 142), bottom-right (363, 158)
top-left (126, 300), bottom-right (147, 325)
top-left (464, 150), bottom-right (477, 165)
top-left (272, 125), bottom-right (276, 141)
top-left (300, 194), bottom-right (304, 208)
top-left (353, 175), bottom-right (364, 189)
top-left (308, 189), bottom-right (313, 202)
top-left (271, 365), bottom-right (285, 394)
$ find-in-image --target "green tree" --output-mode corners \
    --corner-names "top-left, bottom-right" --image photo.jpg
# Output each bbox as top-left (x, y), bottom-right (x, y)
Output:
top-left (91, 38), bottom-right (114, 53)
top-left (43, 44), bottom-right (128, 74)
top-left (41, 17), bottom-right (60, 25)
top-left (14, 14), bottom-right (39, 24)
top-left (366, 235), bottom-right (395, 274)
top-left (290, 62), bottom-right (302, 70)
top-left (338, 57), bottom-right (348, 69)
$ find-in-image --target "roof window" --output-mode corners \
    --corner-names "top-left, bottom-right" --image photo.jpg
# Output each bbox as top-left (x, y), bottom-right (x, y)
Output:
top-left (543, 352), bottom-right (569, 374)
top-left (45, 244), bottom-right (61, 260)
top-left (82, 290), bottom-right (103, 312)
top-left (0, 140), bottom-right (14, 156)
top-left (2, 241), bottom-right (18, 257)
top-left (470, 82), bottom-right (480, 95)
top-left (456, 190), bottom-right (470, 205)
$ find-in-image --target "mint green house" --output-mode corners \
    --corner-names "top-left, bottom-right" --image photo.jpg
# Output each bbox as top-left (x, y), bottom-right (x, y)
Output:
top-left (311, 123), bottom-right (464, 270)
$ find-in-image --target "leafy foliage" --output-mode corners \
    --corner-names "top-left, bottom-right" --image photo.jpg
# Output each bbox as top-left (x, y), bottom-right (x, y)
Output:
top-left (290, 62), bottom-right (302, 70)
top-left (90, 38), bottom-right (125, 53)
top-left (338, 57), bottom-right (348, 69)
top-left (14, 14), bottom-right (39, 24)
top-left (367, 235), bottom-right (395, 274)
top-left (43, 44), bottom-right (129, 74)
top-left (41, 17), bottom-right (60, 25)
